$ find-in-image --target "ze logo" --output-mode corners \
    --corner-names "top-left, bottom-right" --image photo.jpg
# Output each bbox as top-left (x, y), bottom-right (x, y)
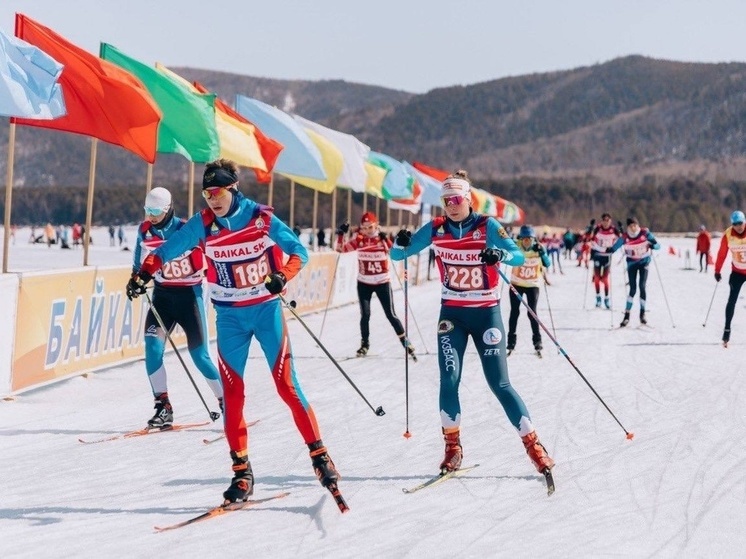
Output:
top-left (483, 348), bottom-right (501, 356)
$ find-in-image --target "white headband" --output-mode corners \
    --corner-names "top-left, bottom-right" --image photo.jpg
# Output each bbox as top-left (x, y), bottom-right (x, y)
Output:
top-left (441, 177), bottom-right (471, 197)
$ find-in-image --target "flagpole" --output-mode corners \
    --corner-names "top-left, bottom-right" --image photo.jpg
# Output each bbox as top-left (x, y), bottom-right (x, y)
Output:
top-left (398, 209), bottom-right (403, 228)
top-left (2, 123), bottom-right (16, 274)
top-left (386, 204), bottom-right (391, 229)
top-left (312, 189), bottom-right (319, 251)
top-left (346, 189), bottom-right (352, 224)
top-left (375, 196), bottom-right (380, 220)
top-left (289, 180), bottom-right (296, 228)
top-left (145, 163), bottom-right (153, 193)
top-left (83, 138), bottom-right (98, 267)
top-left (363, 192), bottom-right (368, 213)
top-left (331, 188), bottom-right (337, 235)
top-left (268, 174), bottom-right (274, 207)
top-left (188, 162), bottom-right (195, 216)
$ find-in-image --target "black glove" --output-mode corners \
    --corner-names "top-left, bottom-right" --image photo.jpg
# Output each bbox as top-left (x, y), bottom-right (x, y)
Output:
top-left (336, 221), bottom-right (350, 235)
top-left (605, 247), bottom-right (613, 254)
top-left (264, 272), bottom-right (287, 294)
top-left (126, 270), bottom-right (153, 301)
top-left (589, 219), bottom-right (596, 227)
top-left (532, 243), bottom-right (546, 255)
top-left (378, 231), bottom-right (388, 241)
top-left (617, 221), bottom-right (624, 232)
top-left (479, 248), bottom-right (509, 265)
top-left (395, 229), bottom-right (412, 247)
top-left (715, 272), bottom-right (722, 282)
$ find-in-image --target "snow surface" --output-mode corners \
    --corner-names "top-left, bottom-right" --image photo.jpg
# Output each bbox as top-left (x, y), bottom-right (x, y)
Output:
top-left (2, 231), bottom-right (745, 559)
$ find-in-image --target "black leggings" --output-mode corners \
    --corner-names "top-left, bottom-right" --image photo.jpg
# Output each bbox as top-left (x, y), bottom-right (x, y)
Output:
top-left (357, 281), bottom-right (405, 343)
top-left (725, 272), bottom-right (746, 330)
top-left (508, 285), bottom-right (541, 343)
top-left (627, 263), bottom-right (649, 305)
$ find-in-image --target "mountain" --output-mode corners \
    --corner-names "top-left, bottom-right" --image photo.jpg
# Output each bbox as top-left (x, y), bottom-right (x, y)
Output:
top-left (3, 56), bottom-right (746, 229)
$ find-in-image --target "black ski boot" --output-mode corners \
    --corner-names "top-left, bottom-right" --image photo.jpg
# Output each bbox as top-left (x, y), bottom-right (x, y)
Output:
top-left (400, 336), bottom-right (417, 361)
top-left (532, 334), bottom-right (543, 352)
top-left (223, 451), bottom-right (254, 503)
top-left (507, 333), bottom-right (516, 355)
top-left (723, 328), bottom-right (731, 347)
top-left (308, 440), bottom-right (340, 488)
top-left (147, 392), bottom-right (173, 429)
top-left (356, 340), bottom-right (369, 357)
top-left (640, 310), bottom-right (647, 325)
top-left (620, 311), bottom-right (630, 327)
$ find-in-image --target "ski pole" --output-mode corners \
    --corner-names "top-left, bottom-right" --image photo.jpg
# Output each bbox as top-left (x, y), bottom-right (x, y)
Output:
top-left (388, 253), bottom-right (431, 354)
top-left (651, 254), bottom-right (676, 328)
top-left (144, 290), bottom-right (220, 422)
top-left (403, 256), bottom-right (411, 438)
top-left (498, 269), bottom-right (634, 440)
top-left (278, 294), bottom-right (385, 417)
top-left (318, 252), bottom-right (341, 340)
top-left (702, 281), bottom-right (719, 327)
top-left (542, 278), bottom-right (558, 341)
top-left (583, 261), bottom-right (590, 310)
top-left (607, 261), bottom-right (614, 329)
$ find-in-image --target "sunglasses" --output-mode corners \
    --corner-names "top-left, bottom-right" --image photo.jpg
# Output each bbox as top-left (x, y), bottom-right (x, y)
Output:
top-left (144, 206), bottom-right (166, 217)
top-left (202, 187), bottom-right (230, 200)
top-left (442, 195), bottom-right (465, 207)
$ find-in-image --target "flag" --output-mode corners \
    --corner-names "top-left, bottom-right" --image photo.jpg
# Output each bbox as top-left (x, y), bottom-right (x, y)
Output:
top-left (403, 162), bottom-right (442, 206)
top-left (293, 115), bottom-right (370, 191)
top-left (281, 128), bottom-right (342, 193)
top-left (388, 180), bottom-right (423, 214)
top-left (367, 151), bottom-right (414, 199)
top-left (235, 95), bottom-right (326, 180)
top-left (100, 43), bottom-right (219, 163)
top-left (13, 14), bottom-right (161, 163)
top-left (192, 81), bottom-right (282, 183)
top-left (0, 28), bottom-right (65, 118)
top-left (412, 161), bottom-right (449, 182)
top-left (364, 162), bottom-right (387, 198)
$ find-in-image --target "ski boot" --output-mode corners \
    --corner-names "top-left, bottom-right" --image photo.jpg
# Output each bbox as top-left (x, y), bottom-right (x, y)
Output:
top-left (356, 340), bottom-right (369, 357)
top-left (723, 328), bottom-right (731, 347)
top-left (521, 431), bottom-right (555, 473)
top-left (604, 297), bottom-right (611, 309)
top-left (147, 392), bottom-right (173, 429)
top-left (308, 440), bottom-right (340, 488)
top-left (620, 311), bottom-right (630, 328)
top-left (595, 294), bottom-right (602, 308)
top-left (400, 336), bottom-right (417, 361)
top-left (218, 397), bottom-right (224, 414)
top-left (506, 333), bottom-right (517, 356)
top-left (439, 428), bottom-right (463, 473)
top-left (640, 310), bottom-right (647, 325)
top-left (223, 450), bottom-right (254, 503)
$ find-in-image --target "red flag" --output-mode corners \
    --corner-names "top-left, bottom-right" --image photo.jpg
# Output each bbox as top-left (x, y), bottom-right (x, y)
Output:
top-left (192, 82), bottom-right (283, 183)
top-left (12, 14), bottom-right (161, 163)
top-left (412, 161), bottom-right (450, 182)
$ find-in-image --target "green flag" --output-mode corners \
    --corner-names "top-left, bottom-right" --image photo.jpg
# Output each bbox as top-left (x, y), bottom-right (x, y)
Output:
top-left (100, 43), bottom-right (219, 162)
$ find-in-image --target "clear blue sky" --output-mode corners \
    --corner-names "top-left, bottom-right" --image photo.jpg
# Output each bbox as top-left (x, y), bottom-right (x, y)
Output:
top-left (3, 0), bottom-right (746, 93)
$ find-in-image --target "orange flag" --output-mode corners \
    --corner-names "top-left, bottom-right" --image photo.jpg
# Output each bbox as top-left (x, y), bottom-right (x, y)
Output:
top-left (192, 82), bottom-right (282, 183)
top-left (12, 14), bottom-right (161, 163)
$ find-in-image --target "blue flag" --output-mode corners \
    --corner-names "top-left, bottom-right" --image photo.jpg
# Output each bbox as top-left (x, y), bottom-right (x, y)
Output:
top-left (0, 28), bottom-right (65, 119)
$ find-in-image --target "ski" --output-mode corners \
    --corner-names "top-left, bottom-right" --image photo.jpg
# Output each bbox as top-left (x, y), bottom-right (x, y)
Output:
top-left (202, 419), bottom-right (261, 445)
top-left (78, 421), bottom-right (210, 444)
top-left (402, 464), bottom-right (479, 494)
top-left (544, 468), bottom-right (555, 496)
top-left (326, 482), bottom-right (349, 513)
top-left (154, 492), bottom-right (290, 532)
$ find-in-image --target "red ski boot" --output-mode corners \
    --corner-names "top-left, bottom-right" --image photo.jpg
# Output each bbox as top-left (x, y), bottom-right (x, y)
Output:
top-left (439, 428), bottom-right (463, 473)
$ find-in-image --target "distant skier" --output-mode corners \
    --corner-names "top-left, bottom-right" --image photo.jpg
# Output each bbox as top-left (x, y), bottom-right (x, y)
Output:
top-left (714, 210), bottom-right (746, 347)
top-left (334, 211), bottom-right (415, 359)
top-left (507, 225), bottom-right (551, 356)
top-left (608, 217), bottom-right (660, 327)
top-left (391, 169), bottom-right (554, 483)
top-left (588, 213), bottom-right (621, 308)
top-left (128, 187), bottom-right (223, 428)
top-left (696, 224), bottom-right (711, 273)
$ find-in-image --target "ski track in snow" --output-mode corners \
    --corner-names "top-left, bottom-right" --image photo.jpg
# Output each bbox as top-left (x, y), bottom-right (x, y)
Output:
top-left (2, 231), bottom-right (746, 557)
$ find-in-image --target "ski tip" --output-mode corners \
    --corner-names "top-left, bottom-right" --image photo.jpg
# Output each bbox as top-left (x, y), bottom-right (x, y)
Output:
top-left (626, 432), bottom-right (635, 440)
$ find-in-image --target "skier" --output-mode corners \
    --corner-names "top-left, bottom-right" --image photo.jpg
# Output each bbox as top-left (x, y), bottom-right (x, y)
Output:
top-left (127, 160), bottom-right (341, 505)
top-left (127, 187), bottom-right (223, 428)
top-left (696, 225), bottom-right (711, 273)
top-left (334, 211), bottom-right (415, 359)
top-left (390, 169), bottom-right (554, 480)
top-left (714, 210), bottom-right (746, 347)
top-left (608, 217), bottom-right (660, 327)
top-left (507, 225), bottom-right (551, 355)
top-left (588, 213), bottom-right (621, 308)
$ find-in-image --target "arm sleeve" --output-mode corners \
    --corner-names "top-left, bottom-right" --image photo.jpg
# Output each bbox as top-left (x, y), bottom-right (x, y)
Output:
top-left (151, 215), bottom-right (205, 268)
top-left (540, 251), bottom-right (551, 268)
top-left (486, 218), bottom-right (524, 267)
top-left (646, 232), bottom-right (660, 250)
top-left (132, 230), bottom-right (144, 274)
top-left (715, 233), bottom-right (730, 273)
top-left (270, 215), bottom-right (308, 281)
top-left (390, 223), bottom-right (433, 260)
top-left (609, 237), bottom-right (624, 253)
